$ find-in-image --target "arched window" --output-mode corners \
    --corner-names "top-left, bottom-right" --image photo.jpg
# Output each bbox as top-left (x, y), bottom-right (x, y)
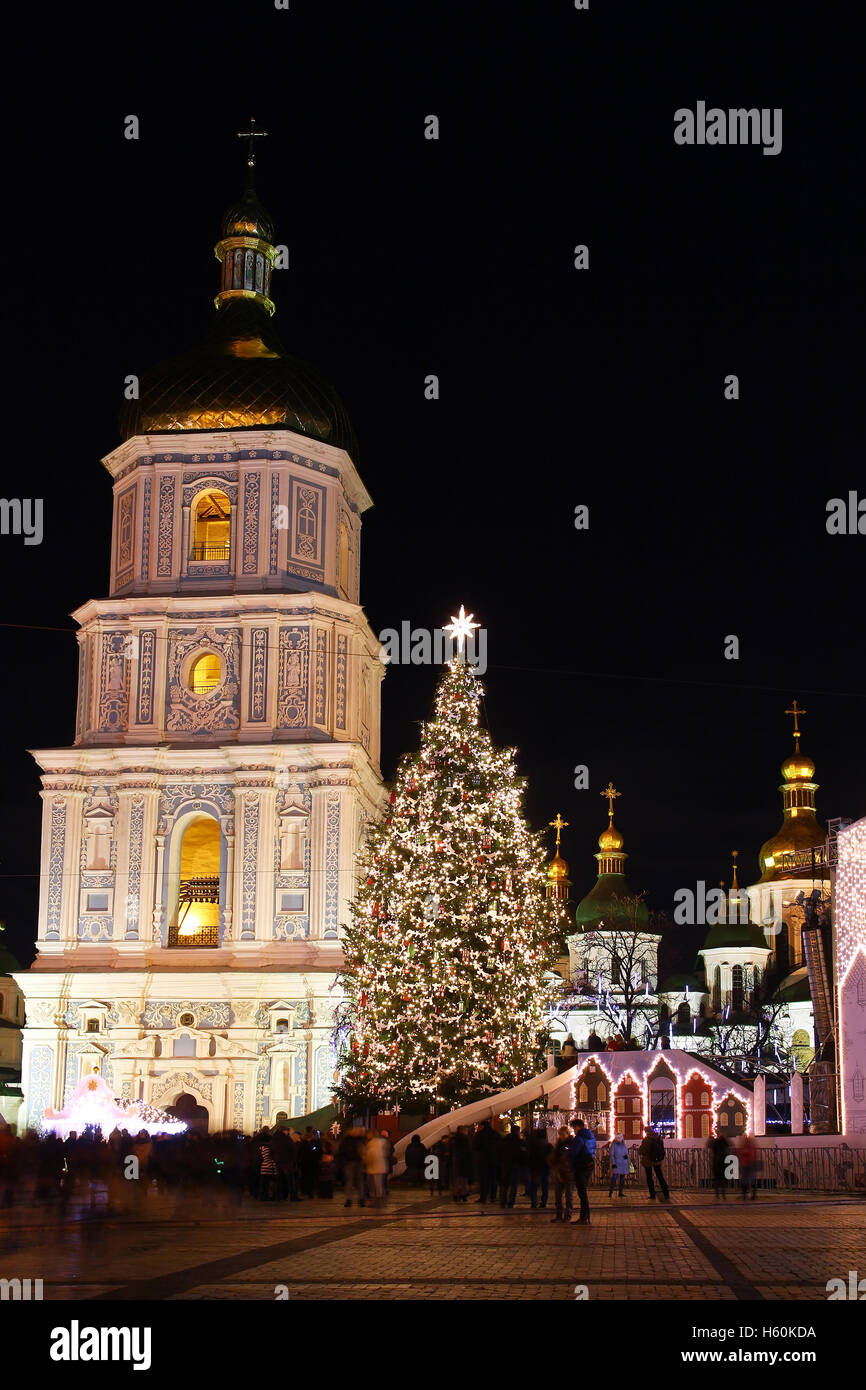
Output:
top-left (676, 1001), bottom-right (691, 1033)
top-left (190, 490), bottom-right (231, 562)
top-left (731, 964), bottom-right (744, 1014)
top-left (189, 651), bottom-right (222, 695)
top-left (169, 814), bottom-right (221, 948)
top-left (712, 966), bottom-right (721, 1012)
top-left (276, 1018), bottom-right (289, 1034)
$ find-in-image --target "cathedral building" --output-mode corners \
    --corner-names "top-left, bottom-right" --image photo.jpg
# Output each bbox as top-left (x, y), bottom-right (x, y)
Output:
top-left (14, 140), bottom-right (385, 1133)
top-left (546, 707), bottom-right (831, 1071)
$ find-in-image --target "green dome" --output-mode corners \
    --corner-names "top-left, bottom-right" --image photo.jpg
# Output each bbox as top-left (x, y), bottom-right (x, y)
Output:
top-left (700, 918), bottom-right (770, 953)
top-left (575, 873), bottom-right (649, 932)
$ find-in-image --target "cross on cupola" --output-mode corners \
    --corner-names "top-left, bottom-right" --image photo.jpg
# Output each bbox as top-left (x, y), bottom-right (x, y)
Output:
top-left (237, 117), bottom-right (269, 172)
top-left (785, 699), bottom-right (806, 752)
top-left (601, 781), bottom-right (621, 819)
top-left (549, 812), bottom-right (569, 848)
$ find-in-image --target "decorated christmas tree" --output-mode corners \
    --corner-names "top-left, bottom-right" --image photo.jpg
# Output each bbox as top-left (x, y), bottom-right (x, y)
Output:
top-left (334, 635), bottom-right (557, 1112)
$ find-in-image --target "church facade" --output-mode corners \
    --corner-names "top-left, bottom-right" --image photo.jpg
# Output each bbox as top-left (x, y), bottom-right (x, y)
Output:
top-left (15, 148), bottom-right (385, 1133)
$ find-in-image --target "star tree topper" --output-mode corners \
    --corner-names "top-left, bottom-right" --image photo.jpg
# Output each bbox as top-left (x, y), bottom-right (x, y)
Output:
top-left (444, 603), bottom-right (480, 657)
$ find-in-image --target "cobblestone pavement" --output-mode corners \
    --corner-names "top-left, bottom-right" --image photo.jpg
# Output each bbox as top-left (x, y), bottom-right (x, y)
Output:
top-left (1, 1187), bottom-right (863, 1301)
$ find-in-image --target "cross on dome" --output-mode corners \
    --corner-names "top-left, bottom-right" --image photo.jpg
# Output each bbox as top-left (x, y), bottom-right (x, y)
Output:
top-left (601, 781), bottom-right (621, 818)
top-left (549, 812), bottom-right (569, 848)
top-left (785, 699), bottom-right (806, 752)
top-left (237, 117), bottom-right (268, 170)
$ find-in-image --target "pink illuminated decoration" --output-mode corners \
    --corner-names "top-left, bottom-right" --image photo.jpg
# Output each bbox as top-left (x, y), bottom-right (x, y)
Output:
top-left (836, 817), bottom-right (866, 1135)
top-left (42, 1071), bottom-right (187, 1139)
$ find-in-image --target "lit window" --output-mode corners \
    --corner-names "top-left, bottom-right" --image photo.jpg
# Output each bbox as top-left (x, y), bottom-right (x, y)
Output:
top-left (190, 490), bottom-right (231, 561)
top-left (190, 652), bottom-right (222, 695)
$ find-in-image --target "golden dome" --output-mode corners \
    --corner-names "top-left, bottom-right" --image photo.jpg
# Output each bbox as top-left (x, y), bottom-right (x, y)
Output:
top-left (781, 751), bottom-right (815, 782)
top-left (547, 851), bottom-right (570, 882)
top-left (598, 823), bottom-right (624, 852)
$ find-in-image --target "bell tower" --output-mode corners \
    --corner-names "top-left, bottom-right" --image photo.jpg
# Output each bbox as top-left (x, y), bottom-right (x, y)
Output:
top-left (16, 131), bottom-right (385, 1133)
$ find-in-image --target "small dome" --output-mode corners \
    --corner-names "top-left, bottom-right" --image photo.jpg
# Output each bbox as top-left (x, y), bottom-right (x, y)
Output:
top-left (781, 751), bottom-right (815, 782)
top-left (547, 852), bottom-right (570, 882)
top-left (220, 186), bottom-right (275, 243)
top-left (598, 823), bottom-right (624, 852)
top-left (120, 299), bottom-right (357, 453)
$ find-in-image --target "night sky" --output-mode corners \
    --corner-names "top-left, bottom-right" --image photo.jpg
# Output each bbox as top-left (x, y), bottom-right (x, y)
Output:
top-left (1, 2), bottom-right (863, 975)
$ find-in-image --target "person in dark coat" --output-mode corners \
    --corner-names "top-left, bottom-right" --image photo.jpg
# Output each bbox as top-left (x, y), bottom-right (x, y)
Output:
top-left (639, 1123), bottom-right (670, 1201)
top-left (432, 1134), bottom-right (453, 1195)
top-left (526, 1126), bottom-right (552, 1209)
top-left (497, 1125), bottom-right (526, 1209)
top-left (472, 1120), bottom-right (499, 1204)
top-left (568, 1118), bottom-right (596, 1224)
top-left (548, 1126), bottom-right (574, 1222)
top-left (586, 1029), bottom-right (604, 1052)
top-left (451, 1125), bottom-right (473, 1202)
top-left (707, 1132), bottom-right (730, 1200)
top-left (404, 1134), bottom-right (427, 1187)
top-left (337, 1124), bottom-right (364, 1206)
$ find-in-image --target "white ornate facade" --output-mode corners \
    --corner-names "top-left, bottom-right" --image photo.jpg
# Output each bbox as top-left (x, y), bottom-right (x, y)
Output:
top-left (15, 168), bottom-right (385, 1133)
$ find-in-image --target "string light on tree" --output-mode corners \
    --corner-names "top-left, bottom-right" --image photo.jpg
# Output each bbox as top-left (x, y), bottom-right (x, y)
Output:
top-left (333, 640), bottom-right (559, 1110)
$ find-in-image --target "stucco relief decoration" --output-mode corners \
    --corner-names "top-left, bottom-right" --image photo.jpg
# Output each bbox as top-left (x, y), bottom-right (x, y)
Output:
top-left (136, 630), bottom-right (156, 724)
top-left (269, 473), bottom-right (280, 574)
top-left (27, 1046), bottom-right (53, 1125)
top-left (140, 475), bottom-right (151, 579)
top-left (277, 627), bottom-right (309, 729)
top-left (336, 634), bottom-right (347, 730)
top-left (125, 796), bottom-right (145, 939)
top-left (28, 1000), bottom-right (61, 1026)
top-left (324, 795), bottom-right (341, 939)
top-left (152, 1072), bottom-right (213, 1104)
top-left (161, 781), bottom-right (234, 822)
top-left (230, 1000), bottom-right (257, 1026)
top-left (291, 482), bottom-right (323, 565)
top-left (98, 633), bottom-right (129, 733)
top-left (116, 485), bottom-right (135, 585)
top-left (111, 1001), bottom-right (143, 1028)
top-left (45, 800), bottom-right (67, 939)
top-left (78, 919), bottom-right (113, 942)
top-left (274, 916), bottom-right (310, 941)
top-left (249, 628), bottom-right (268, 722)
top-left (241, 794), bottom-right (260, 939)
top-left (315, 629), bottom-right (327, 724)
top-left (182, 474), bottom-right (237, 505)
top-left (233, 1081), bottom-right (245, 1129)
top-left (166, 627), bottom-right (240, 733)
top-left (242, 471), bottom-right (261, 573)
top-left (156, 475), bottom-right (175, 576)
top-left (143, 1001), bottom-right (230, 1029)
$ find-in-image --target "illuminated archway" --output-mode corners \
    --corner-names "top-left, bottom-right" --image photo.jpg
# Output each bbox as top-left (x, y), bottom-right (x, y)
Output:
top-left (190, 490), bottom-right (231, 561)
top-left (166, 812), bottom-right (223, 947)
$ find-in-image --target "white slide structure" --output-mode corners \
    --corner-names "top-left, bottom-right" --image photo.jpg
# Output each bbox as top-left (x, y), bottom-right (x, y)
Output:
top-left (393, 1060), bottom-right (578, 1168)
top-left (392, 1048), bottom-right (755, 1170)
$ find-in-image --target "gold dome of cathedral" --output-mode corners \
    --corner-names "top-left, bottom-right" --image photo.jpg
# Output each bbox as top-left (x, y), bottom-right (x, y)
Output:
top-left (119, 137), bottom-right (357, 455)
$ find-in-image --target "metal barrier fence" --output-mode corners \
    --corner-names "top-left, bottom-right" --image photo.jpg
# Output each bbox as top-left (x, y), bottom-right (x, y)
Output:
top-left (589, 1143), bottom-right (866, 1193)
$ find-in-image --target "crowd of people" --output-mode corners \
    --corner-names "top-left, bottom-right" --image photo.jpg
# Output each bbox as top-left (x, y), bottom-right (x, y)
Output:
top-left (0, 1114), bottom-right (764, 1218)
